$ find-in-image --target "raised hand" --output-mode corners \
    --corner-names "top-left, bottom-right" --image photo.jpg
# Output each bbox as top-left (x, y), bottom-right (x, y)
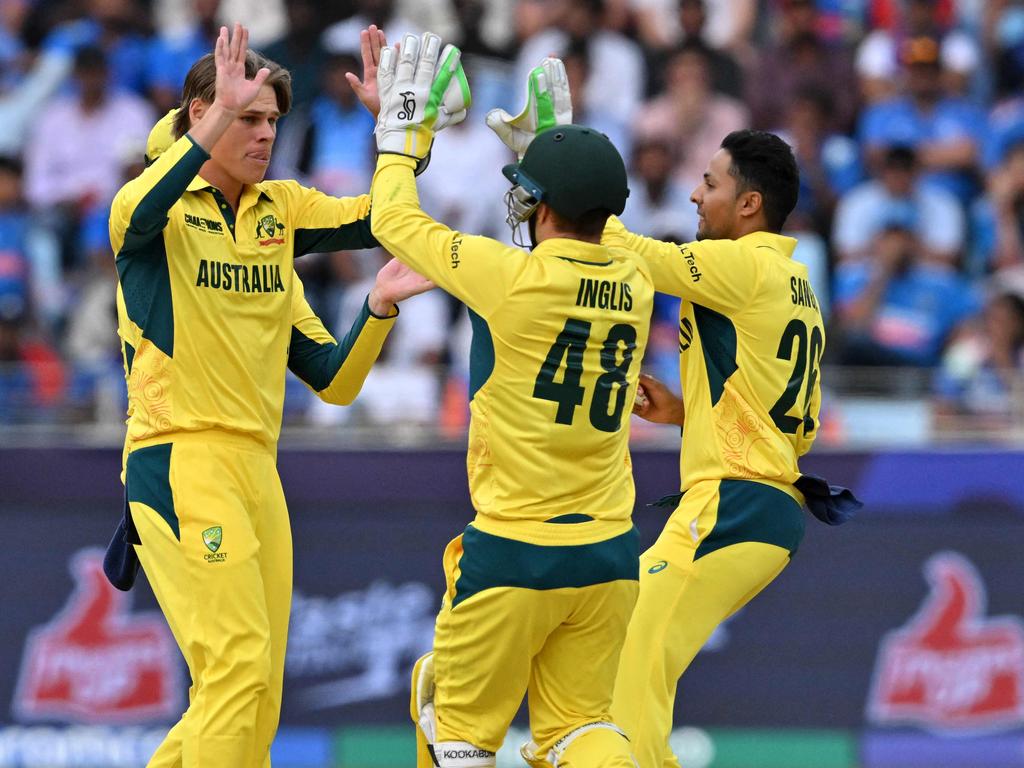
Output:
top-left (346, 24), bottom-right (388, 117)
top-left (486, 57), bottom-right (572, 158)
top-left (368, 257), bottom-right (436, 316)
top-left (213, 23), bottom-right (270, 115)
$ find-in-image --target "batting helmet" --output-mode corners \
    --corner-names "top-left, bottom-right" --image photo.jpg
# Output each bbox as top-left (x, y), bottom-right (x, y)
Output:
top-left (502, 124), bottom-right (629, 229)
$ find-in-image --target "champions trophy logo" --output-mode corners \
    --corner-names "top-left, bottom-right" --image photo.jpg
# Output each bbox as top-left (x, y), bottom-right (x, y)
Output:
top-left (398, 91), bottom-right (416, 120)
top-left (867, 551), bottom-right (1024, 731)
top-left (14, 549), bottom-right (182, 723)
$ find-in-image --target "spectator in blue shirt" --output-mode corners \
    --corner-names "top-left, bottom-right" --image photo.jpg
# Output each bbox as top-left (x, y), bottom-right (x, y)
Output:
top-left (834, 144), bottom-right (964, 266)
top-left (969, 139), bottom-right (1024, 277)
top-left (834, 190), bottom-right (980, 367)
top-left (858, 35), bottom-right (987, 204)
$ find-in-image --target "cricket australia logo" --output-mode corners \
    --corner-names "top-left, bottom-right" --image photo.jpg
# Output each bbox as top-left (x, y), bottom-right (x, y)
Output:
top-left (202, 526), bottom-right (226, 563)
top-left (867, 551), bottom-right (1024, 731)
top-left (202, 526), bottom-right (222, 552)
top-left (256, 214), bottom-right (285, 246)
top-left (398, 91), bottom-right (416, 120)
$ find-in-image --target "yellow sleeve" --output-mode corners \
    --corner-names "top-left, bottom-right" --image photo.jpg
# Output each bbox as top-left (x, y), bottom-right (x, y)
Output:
top-left (109, 135), bottom-right (209, 256)
top-left (369, 154), bottom-right (524, 318)
top-left (283, 183), bottom-right (379, 255)
top-left (602, 216), bottom-right (761, 313)
top-left (287, 272), bottom-right (396, 405)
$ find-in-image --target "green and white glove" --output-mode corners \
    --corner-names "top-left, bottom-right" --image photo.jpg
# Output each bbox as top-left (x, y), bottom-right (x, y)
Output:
top-left (375, 32), bottom-right (471, 164)
top-left (485, 57), bottom-right (572, 158)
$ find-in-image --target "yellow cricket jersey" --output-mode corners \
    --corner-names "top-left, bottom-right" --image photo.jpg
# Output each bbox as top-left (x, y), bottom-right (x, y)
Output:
top-left (371, 155), bottom-right (654, 546)
top-left (604, 217), bottom-right (824, 502)
top-left (111, 134), bottom-right (396, 452)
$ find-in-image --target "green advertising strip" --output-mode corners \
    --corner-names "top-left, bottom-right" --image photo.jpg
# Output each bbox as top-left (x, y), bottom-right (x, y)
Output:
top-left (705, 728), bottom-right (858, 768)
top-left (334, 727), bottom-right (416, 767)
top-left (331, 726), bottom-right (858, 768)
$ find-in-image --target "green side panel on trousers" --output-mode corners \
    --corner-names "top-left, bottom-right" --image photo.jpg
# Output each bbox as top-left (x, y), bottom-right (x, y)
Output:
top-left (452, 525), bottom-right (639, 608)
top-left (694, 479), bottom-right (804, 561)
top-left (126, 442), bottom-right (178, 540)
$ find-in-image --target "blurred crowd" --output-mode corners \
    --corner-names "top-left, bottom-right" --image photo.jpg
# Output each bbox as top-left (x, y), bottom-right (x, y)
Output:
top-left (0, 0), bottom-right (1023, 431)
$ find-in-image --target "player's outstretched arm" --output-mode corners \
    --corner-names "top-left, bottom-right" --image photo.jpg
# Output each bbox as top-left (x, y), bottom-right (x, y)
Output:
top-left (633, 373), bottom-right (684, 426)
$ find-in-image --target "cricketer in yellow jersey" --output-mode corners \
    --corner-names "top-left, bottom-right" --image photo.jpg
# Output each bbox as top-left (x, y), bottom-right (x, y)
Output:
top-left (362, 33), bottom-right (650, 767)
top-left (103, 25), bottom-right (433, 768)
top-left (602, 132), bottom-right (861, 768)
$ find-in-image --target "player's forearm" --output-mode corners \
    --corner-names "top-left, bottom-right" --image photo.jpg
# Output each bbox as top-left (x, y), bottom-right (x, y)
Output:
top-left (186, 101), bottom-right (240, 154)
top-left (369, 155), bottom-right (451, 281)
top-left (317, 299), bottom-right (396, 404)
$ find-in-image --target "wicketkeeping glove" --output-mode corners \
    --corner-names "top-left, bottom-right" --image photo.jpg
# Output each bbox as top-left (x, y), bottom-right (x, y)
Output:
top-left (376, 32), bottom-right (471, 164)
top-left (485, 57), bottom-right (572, 158)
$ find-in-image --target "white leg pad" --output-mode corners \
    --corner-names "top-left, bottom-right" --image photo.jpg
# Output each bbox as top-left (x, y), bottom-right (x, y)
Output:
top-left (547, 722), bottom-right (631, 768)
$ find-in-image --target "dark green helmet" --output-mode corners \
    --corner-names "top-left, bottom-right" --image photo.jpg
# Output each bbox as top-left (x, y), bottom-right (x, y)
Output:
top-left (502, 125), bottom-right (629, 227)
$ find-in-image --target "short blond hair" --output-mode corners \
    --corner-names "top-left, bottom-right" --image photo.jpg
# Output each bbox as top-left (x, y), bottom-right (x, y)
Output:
top-left (172, 50), bottom-right (292, 139)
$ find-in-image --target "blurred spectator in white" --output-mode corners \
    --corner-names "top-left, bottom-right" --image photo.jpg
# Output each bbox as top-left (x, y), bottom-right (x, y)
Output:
top-left (749, 0), bottom-right (858, 132)
top-left (561, 42), bottom-right (631, 159)
top-left (322, 0), bottom-right (424, 62)
top-left (834, 145), bottom-right (963, 264)
top-left (970, 139), bottom-right (1024, 276)
top-left (516, 0), bottom-right (645, 129)
top-left (270, 50), bottom-right (376, 197)
top-left (856, 0), bottom-right (981, 102)
top-left (639, 0), bottom-right (744, 99)
top-left (934, 270), bottom-right (1024, 423)
top-left (447, 0), bottom-right (514, 57)
top-left (308, 257), bottom-right (448, 427)
top-left (833, 148), bottom-right (979, 367)
top-left (145, 0), bottom-right (219, 114)
top-left (23, 45), bottom-right (153, 270)
top-left (153, 0), bottom-right (283, 45)
top-left (619, 132), bottom-right (697, 242)
top-left (417, 118), bottom-right (511, 240)
top-left (0, 24), bottom-right (75, 158)
top-left (780, 85), bottom-right (863, 238)
top-left (635, 42), bottom-right (748, 190)
top-left (858, 35), bottom-right (987, 204)
top-left (0, 156), bottom-right (62, 334)
top-left (42, 0), bottom-right (152, 95)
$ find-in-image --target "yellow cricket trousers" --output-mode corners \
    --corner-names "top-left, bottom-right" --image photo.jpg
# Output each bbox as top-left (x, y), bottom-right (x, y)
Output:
top-left (126, 433), bottom-right (291, 768)
top-left (611, 479), bottom-right (805, 768)
top-left (419, 524), bottom-right (640, 767)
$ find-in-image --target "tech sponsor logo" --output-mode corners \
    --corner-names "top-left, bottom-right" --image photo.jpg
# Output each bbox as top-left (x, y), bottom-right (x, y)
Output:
top-left (678, 245), bottom-right (702, 283)
top-left (286, 580), bottom-right (436, 709)
top-left (867, 551), bottom-right (1024, 732)
top-left (0, 725), bottom-right (168, 768)
top-left (13, 549), bottom-right (183, 723)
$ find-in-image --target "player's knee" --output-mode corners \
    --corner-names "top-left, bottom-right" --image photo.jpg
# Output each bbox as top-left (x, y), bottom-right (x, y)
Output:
top-left (550, 722), bottom-right (637, 768)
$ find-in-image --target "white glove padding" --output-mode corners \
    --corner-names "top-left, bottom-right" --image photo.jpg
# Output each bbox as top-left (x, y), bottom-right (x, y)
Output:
top-left (412, 651), bottom-right (437, 744)
top-left (486, 57), bottom-right (572, 158)
top-left (376, 32), bottom-right (471, 161)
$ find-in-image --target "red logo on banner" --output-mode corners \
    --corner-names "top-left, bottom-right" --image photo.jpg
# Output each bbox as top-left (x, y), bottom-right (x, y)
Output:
top-left (14, 549), bottom-right (182, 723)
top-left (868, 551), bottom-right (1024, 731)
